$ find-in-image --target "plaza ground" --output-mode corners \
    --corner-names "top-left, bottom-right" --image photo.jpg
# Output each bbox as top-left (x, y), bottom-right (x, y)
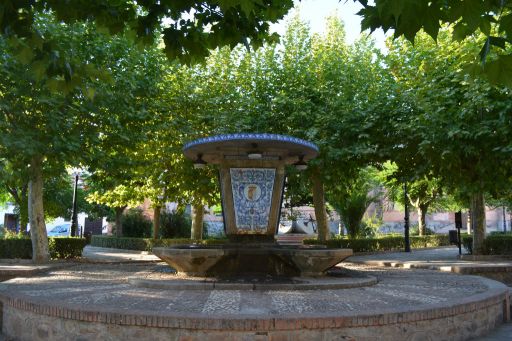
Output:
top-left (0, 246), bottom-right (511, 340)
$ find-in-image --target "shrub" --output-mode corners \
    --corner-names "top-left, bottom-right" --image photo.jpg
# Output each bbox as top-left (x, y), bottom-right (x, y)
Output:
top-left (410, 225), bottom-right (436, 236)
top-left (0, 238), bottom-right (32, 259)
top-left (159, 210), bottom-right (191, 238)
top-left (122, 208), bottom-right (152, 238)
top-left (304, 234), bottom-right (450, 252)
top-left (0, 237), bottom-right (86, 259)
top-left (462, 235), bottom-right (473, 254)
top-left (48, 237), bottom-right (87, 259)
top-left (482, 234), bottom-right (512, 255)
top-left (91, 236), bottom-right (151, 250)
top-left (90, 235), bottom-right (228, 251)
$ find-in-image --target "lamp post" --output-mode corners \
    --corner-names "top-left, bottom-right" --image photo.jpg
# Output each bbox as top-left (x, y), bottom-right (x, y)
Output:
top-left (404, 182), bottom-right (411, 252)
top-left (70, 172), bottom-right (79, 237)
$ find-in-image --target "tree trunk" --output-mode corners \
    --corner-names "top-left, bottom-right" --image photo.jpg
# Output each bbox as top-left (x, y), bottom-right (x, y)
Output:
top-left (470, 192), bottom-right (486, 255)
top-left (311, 168), bottom-right (329, 242)
top-left (28, 155), bottom-right (49, 263)
top-left (19, 186), bottom-right (29, 233)
top-left (191, 203), bottom-right (204, 240)
top-left (153, 206), bottom-right (161, 239)
top-left (115, 206), bottom-right (125, 237)
top-left (417, 204), bottom-right (428, 236)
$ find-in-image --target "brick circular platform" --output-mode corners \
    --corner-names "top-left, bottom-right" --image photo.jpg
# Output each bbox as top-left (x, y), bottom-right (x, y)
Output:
top-left (0, 262), bottom-right (509, 341)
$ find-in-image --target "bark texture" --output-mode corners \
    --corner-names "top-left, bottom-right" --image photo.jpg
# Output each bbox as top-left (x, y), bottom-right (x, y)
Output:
top-left (153, 206), bottom-right (161, 239)
top-left (115, 206), bottom-right (126, 237)
top-left (470, 192), bottom-right (486, 255)
top-left (418, 204), bottom-right (428, 236)
top-left (28, 155), bottom-right (49, 263)
top-left (311, 168), bottom-right (329, 242)
top-left (191, 203), bottom-right (204, 240)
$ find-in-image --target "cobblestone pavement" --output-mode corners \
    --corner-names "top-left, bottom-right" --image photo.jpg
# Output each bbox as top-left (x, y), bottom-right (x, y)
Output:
top-left (470, 322), bottom-right (512, 341)
top-left (350, 247), bottom-right (512, 341)
top-left (1, 246), bottom-right (511, 340)
top-left (0, 262), bottom-right (495, 318)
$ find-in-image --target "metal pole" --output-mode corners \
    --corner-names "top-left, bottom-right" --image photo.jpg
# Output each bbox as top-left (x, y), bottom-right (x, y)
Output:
top-left (70, 174), bottom-right (78, 237)
top-left (404, 182), bottom-right (410, 252)
top-left (455, 211), bottom-right (462, 256)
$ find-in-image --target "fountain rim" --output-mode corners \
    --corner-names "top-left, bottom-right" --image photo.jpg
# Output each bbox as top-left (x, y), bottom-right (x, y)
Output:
top-left (183, 133), bottom-right (319, 152)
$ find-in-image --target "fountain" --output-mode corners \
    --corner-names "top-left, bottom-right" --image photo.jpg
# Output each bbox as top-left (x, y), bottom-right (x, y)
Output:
top-left (152, 133), bottom-right (352, 277)
top-left (1, 133), bottom-right (509, 340)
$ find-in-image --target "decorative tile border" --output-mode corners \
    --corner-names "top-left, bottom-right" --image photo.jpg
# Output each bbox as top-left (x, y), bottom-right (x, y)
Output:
top-left (183, 133), bottom-right (319, 152)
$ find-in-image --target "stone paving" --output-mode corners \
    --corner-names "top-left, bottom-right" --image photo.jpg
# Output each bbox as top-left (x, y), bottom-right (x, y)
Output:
top-left (0, 262), bottom-right (494, 316)
top-left (0, 245), bottom-right (511, 340)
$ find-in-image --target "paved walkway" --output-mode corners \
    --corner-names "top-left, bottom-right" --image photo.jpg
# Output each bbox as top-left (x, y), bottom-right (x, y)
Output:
top-left (349, 246), bottom-right (512, 273)
top-left (81, 245), bottom-right (160, 262)
top-left (349, 246), bottom-right (512, 341)
top-left (1, 246), bottom-right (512, 340)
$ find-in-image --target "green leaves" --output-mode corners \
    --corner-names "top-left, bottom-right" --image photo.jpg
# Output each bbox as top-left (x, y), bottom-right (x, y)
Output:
top-left (484, 55), bottom-right (512, 87)
top-left (356, 0), bottom-right (512, 87)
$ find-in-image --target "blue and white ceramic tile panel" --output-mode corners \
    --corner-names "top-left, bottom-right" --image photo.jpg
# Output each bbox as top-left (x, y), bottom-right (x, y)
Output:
top-left (230, 168), bottom-right (276, 232)
top-left (183, 133), bottom-right (319, 152)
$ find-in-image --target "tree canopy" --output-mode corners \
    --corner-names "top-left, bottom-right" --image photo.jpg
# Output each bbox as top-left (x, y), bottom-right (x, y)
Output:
top-left (356, 0), bottom-right (512, 86)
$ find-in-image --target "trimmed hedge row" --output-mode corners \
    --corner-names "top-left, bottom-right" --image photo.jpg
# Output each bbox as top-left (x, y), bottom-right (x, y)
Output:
top-left (463, 234), bottom-right (512, 255)
top-left (0, 237), bottom-right (87, 259)
top-left (90, 235), bottom-right (228, 251)
top-left (0, 238), bottom-right (33, 259)
top-left (304, 234), bottom-right (450, 252)
top-left (49, 238), bottom-right (88, 259)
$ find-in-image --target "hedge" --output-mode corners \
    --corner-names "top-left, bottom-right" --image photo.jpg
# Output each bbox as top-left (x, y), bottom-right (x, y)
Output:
top-left (0, 237), bottom-right (87, 259)
top-left (0, 238), bottom-right (33, 259)
top-left (484, 234), bottom-right (512, 255)
top-left (304, 234), bottom-right (450, 252)
top-left (90, 235), bottom-right (228, 251)
top-left (49, 237), bottom-right (88, 259)
top-left (463, 234), bottom-right (512, 255)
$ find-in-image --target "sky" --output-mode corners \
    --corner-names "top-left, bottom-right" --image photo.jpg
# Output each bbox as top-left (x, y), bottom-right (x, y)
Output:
top-left (270, 0), bottom-right (387, 50)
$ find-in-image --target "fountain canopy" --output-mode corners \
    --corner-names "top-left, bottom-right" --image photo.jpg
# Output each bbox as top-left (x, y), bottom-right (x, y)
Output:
top-left (184, 133), bottom-right (319, 241)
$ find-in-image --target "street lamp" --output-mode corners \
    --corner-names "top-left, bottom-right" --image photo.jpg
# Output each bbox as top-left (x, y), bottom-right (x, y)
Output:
top-left (404, 182), bottom-right (411, 252)
top-left (70, 171), bottom-right (80, 237)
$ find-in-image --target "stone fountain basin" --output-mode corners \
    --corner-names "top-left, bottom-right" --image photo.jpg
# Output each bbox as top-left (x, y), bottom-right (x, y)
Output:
top-left (152, 245), bottom-right (353, 277)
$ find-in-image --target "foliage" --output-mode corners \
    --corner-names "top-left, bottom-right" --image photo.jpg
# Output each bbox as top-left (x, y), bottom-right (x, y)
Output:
top-left (159, 210), bottom-right (192, 238)
top-left (409, 225), bottom-right (435, 236)
top-left (359, 214), bottom-right (383, 238)
top-left (1, 0), bottom-right (294, 81)
top-left (121, 208), bottom-right (152, 238)
top-left (483, 235), bottom-right (512, 255)
top-left (0, 236), bottom-right (86, 259)
top-left (356, 0), bottom-right (512, 86)
top-left (328, 167), bottom-right (383, 238)
top-left (48, 237), bottom-right (87, 259)
top-left (0, 238), bottom-right (32, 259)
top-left (0, 229), bottom-right (27, 239)
top-left (90, 235), bottom-right (228, 251)
top-left (304, 234), bottom-right (450, 252)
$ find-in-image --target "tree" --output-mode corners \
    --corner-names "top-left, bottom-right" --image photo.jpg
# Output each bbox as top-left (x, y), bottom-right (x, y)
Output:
top-left (1, 16), bottom-right (160, 260)
top-left (328, 167), bottom-right (382, 238)
top-left (385, 29), bottom-right (512, 253)
top-left (1, 1), bottom-right (294, 82)
top-left (378, 162), bottom-right (443, 236)
top-left (356, 0), bottom-right (512, 85)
